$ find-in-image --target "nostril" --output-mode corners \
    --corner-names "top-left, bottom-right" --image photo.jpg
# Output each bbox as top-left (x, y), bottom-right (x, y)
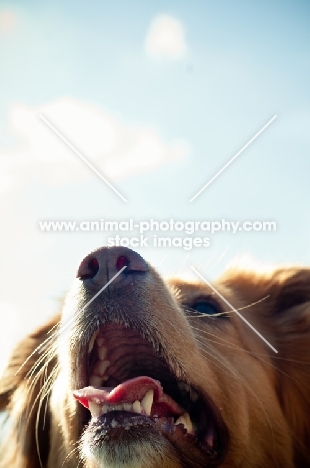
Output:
top-left (116, 256), bottom-right (129, 271)
top-left (78, 257), bottom-right (99, 280)
top-left (77, 247), bottom-right (149, 287)
top-left (88, 258), bottom-right (99, 278)
top-left (116, 252), bottom-right (148, 274)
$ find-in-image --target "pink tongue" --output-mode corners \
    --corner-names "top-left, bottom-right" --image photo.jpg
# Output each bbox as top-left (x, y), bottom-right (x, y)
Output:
top-left (73, 376), bottom-right (162, 409)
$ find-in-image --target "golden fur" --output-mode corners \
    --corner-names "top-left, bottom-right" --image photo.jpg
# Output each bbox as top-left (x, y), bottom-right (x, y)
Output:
top-left (0, 247), bottom-right (310, 467)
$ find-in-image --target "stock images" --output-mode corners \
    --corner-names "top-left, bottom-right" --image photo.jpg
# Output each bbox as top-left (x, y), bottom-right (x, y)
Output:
top-left (0, 2), bottom-right (309, 468)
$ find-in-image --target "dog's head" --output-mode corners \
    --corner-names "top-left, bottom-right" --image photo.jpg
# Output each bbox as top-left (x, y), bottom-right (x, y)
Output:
top-left (1, 246), bottom-right (310, 468)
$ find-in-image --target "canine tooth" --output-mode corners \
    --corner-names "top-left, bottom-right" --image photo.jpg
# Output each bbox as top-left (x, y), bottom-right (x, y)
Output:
top-left (175, 415), bottom-right (186, 426)
top-left (89, 375), bottom-right (102, 387)
top-left (183, 412), bottom-right (193, 434)
top-left (175, 412), bottom-right (193, 434)
top-left (123, 403), bottom-right (132, 412)
top-left (98, 346), bottom-right (108, 360)
top-left (132, 400), bottom-right (142, 414)
top-left (89, 401), bottom-right (101, 417)
top-left (88, 331), bottom-right (99, 353)
top-left (141, 390), bottom-right (154, 416)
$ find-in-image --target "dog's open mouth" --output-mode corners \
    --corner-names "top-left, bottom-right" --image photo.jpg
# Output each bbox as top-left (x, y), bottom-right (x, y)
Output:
top-left (73, 322), bottom-right (226, 461)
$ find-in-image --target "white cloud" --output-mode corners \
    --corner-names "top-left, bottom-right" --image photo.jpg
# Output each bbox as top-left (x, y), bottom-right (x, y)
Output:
top-left (0, 98), bottom-right (187, 193)
top-left (145, 15), bottom-right (187, 59)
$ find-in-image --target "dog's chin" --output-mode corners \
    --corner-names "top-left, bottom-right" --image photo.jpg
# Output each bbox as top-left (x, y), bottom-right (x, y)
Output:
top-left (80, 411), bottom-right (208, 468)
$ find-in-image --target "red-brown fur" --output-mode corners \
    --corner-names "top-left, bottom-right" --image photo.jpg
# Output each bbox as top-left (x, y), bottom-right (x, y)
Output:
top-left (0, 250), bottom-right (310, 467)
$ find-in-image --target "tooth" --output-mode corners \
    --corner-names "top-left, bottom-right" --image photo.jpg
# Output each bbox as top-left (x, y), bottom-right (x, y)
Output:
top-left (123, 403), bottom-right (132, 412)
top-left (183, 412), bottom-right (193, 434)
top-left (89, 401), bottom-right (101, 417)
top-left (132, 400), bottom-right (142, 414)
top-left (94, 360), bottom-right (110, 376)
top-left (175, 412), bottom-right (193, 434)
top-left (141, 390), bottom-right (154, 416)
top-left (190, 390), bottom-right (199, 402)
top-left (177, 381), bottom-right (191, 394)
top-left (102, 404), bottom-right (108, 414)
top-left (88, 331), bottom-right (99, 353)
top-left (101, 403), bottom-right (128, 414)
top-left (97, 337), bottom-right (105, 347)
top-left (175, 415), bottom-right (186, 426)
top-left (89, 376), bottom-right (102, 387)
top-left (98, 346), bottom-right (108, 360)
top-left (183, 383), bottom-right (191, 393)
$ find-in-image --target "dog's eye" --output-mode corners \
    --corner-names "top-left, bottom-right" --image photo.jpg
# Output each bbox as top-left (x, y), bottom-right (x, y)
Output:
top-left (192, 301), bottom-right (220, 316)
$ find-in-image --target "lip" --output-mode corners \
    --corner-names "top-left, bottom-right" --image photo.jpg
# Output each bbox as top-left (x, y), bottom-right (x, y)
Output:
top-left (72, 321), bottom-right (228, 462)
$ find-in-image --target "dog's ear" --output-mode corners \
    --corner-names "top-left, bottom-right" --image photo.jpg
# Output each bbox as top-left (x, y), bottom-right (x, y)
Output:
top-left (270, 268), bottom-right (310, 466)
top-left (222, 265), bottom-right (310, 465)
top-left (0, 314), bottom-right (60, 468)
top-left (273, 267), bottom-right (310, 313)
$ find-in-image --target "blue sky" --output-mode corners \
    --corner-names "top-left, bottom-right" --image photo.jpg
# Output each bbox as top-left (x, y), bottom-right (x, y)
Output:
top-left (0, 0), bottom-right (309, 367)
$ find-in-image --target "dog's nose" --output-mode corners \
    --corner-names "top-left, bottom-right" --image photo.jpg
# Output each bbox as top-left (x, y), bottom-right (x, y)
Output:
top-left (76, 246), bottom-right (148, 290)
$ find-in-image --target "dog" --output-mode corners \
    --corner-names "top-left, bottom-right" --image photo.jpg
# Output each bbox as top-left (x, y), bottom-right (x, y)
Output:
top-left (0, 246), bottom-right (310, 467)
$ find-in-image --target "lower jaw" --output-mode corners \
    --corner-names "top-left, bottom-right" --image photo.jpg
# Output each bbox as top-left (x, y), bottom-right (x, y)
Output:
top-left (80, 411), bottom-right (219, 468)
top-left (80, 413), bottom-right (181, 468)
